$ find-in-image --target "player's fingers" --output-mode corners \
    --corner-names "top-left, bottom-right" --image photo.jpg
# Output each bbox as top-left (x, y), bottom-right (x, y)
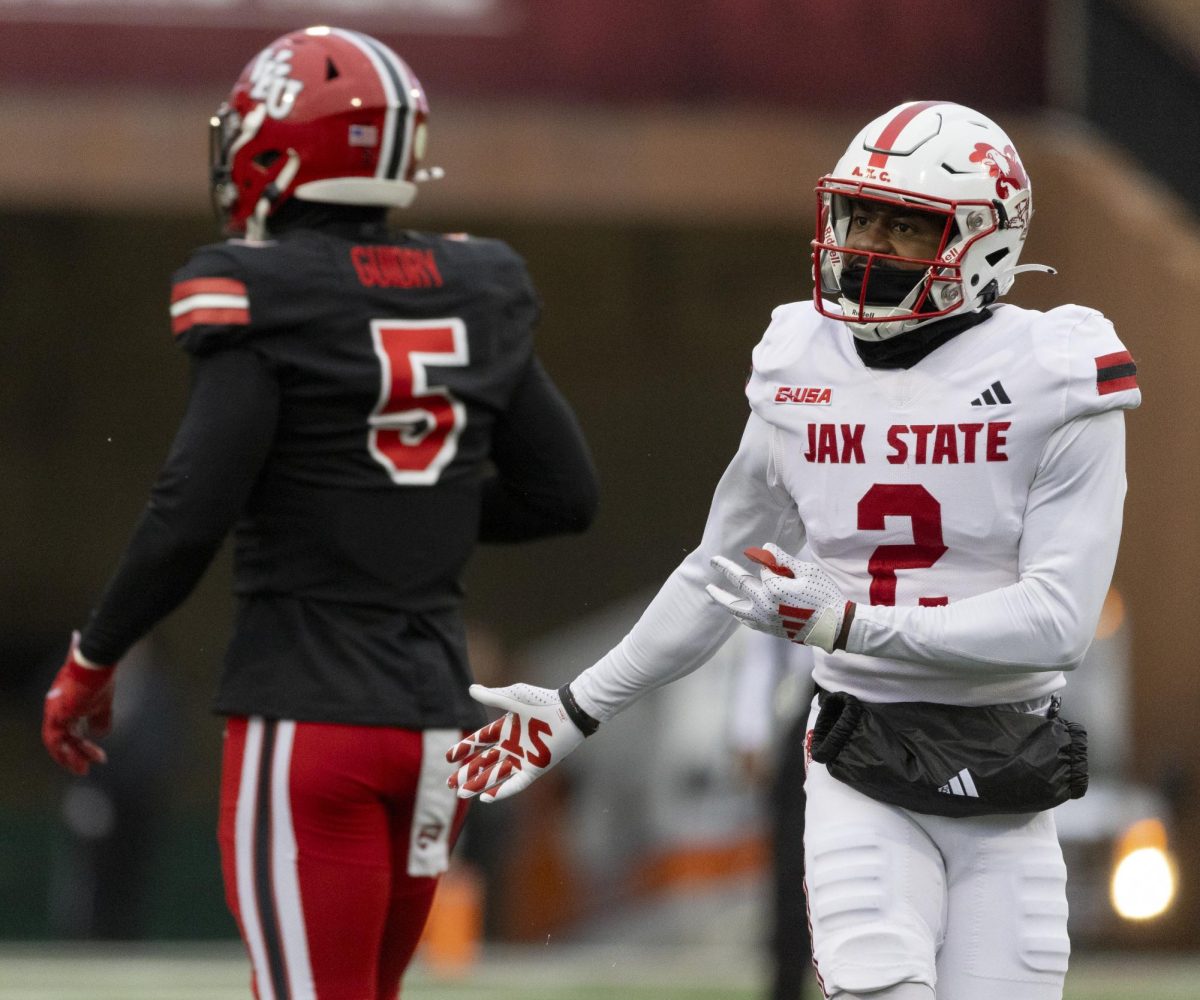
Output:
top-left (744, 545), bottom-right (796, 579)
top-left (446, 717), bottom-right (505, 763)
top-left (78, 738), bottom-right (107, 767)
top-left (709, 555), bottom-right (758, 593)
top-left (467, 684), bottom-right (531, 715)
top-left (481, 762), bottom-right (534, 802)
top-left (449, 760), bottom-right (481, 796)
top-left (47, 731), bottom-right (106, 776)
top-left (477, 756), bottom-right (529, 802)
top-left (761, 541), bottom-right (796, 565)
top-left (452, 748), bottom-right (518, 799)
top-left (448, 746), bottom-right (500, 792)
top-left (90, 706), bottom-right (113, 739)
top-left (704, 583), bottom-right (752, 614)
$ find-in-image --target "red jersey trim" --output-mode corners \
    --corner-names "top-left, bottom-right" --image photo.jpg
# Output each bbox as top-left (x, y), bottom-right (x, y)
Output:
top-left (171, 277), bottom-right (248, 303)
top-left (172, 307), bottom-right (251, 335)
top-left (1095, 350), bottom-right (1138, 396)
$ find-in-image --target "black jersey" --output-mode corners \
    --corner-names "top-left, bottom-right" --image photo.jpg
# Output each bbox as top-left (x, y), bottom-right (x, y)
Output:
top-left (80, 222), bottom-right (598, 728)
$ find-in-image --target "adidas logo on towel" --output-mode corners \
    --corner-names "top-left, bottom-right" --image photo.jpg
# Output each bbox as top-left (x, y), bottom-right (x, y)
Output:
top-left (970, 380), bottom-right (1011, 406)
top-left (938, 768), bottom-right (979, 798)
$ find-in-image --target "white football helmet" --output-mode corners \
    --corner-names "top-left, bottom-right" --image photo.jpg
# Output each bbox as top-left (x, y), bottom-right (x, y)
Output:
top-left (814, 100), bottom-right (1052, 341)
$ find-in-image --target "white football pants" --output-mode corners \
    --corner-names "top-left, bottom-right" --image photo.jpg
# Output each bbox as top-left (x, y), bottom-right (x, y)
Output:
top-left (803, 707), bottom-right (1070, 1000)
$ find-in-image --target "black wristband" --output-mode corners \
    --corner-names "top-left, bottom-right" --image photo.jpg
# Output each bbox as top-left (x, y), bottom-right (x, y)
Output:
top-left (558, 683), bottom-right (600, 737)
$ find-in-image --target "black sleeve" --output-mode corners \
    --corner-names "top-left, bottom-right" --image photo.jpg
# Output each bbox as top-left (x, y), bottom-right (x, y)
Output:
top-left (78, 348), bottom-right (279, 664)
top-left (479, 358), bottom-right (599, 543)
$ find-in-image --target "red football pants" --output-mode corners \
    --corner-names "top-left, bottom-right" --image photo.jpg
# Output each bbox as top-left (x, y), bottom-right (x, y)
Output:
top-left (218, 717), bottom-right (469, 1000)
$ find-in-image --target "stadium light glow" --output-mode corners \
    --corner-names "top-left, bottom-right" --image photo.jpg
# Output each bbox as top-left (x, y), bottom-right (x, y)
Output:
top-left (1110, 818), bottom-right (1177, 921)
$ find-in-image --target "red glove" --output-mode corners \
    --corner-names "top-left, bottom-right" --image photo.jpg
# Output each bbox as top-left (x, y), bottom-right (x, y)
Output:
top-left (42, 632), bottom-right (116, 776)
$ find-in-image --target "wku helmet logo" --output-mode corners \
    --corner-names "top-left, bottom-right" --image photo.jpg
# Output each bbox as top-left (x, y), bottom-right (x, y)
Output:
top-left (248, 46), bottom-right (304, 120)
top-left (969, 143), bottom-right (1028, 199)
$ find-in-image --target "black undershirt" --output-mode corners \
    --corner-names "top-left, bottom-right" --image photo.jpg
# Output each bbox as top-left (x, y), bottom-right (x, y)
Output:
top-left (853, 308), bottom-right (993, 370)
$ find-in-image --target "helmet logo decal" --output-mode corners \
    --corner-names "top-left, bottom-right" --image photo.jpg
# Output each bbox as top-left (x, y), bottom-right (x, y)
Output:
top-left (968, 143), bottom-right (1028, 199)
top-left (851, 165), bottom-right (892, 183)
top-left (249, 47), bottom-right (305, 120)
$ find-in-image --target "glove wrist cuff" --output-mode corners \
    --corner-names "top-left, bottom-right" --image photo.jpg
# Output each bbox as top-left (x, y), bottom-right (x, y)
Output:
top-left (834, 601), bottom-right (857, 652)
top-left (66, 656), bottom-right (115, 687)
top-left (558, 683), bottom-right (600, 737)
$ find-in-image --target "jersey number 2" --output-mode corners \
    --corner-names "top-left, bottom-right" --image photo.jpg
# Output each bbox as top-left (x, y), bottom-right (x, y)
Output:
top-left (369, 318), bottom-right (469, 485)
top-left (858, 483), bottom-right (948, 606)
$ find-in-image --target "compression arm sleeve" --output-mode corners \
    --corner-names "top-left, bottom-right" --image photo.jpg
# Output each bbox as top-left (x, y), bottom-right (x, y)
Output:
top-left (571, 411), bottom-right (800, 721)
top-left (846, 409), bottom-right (1127, 672)
top-left (79, 348), bottom-right (280, 664)
top-left (479, 358), bottom-right (599, 542)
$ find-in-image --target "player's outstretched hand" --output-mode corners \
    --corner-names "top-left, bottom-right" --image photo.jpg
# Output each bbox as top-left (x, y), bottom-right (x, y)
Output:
top-left (42, 632), bottom-right (116, 776)
top-left (706, 542), bottom-right (856, 653)
top-left (446, 683), bottom-right (595, 803)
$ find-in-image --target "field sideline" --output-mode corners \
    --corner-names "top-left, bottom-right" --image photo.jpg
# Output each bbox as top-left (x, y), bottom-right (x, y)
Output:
top-left (0, 943), bottom-right (1196, 1000)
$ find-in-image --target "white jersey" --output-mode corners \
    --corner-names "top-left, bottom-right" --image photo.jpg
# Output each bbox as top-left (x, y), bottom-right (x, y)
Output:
top-left (573, 300), bottom-right (1140, 717)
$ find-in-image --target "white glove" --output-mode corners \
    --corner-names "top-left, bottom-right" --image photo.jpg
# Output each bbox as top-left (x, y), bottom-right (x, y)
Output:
top-left (446, 683), bottom-right (596, 802)
top-left (706, 543), bottom-right (855, 653)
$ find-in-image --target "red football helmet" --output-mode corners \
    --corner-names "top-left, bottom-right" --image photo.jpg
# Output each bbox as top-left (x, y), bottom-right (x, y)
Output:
top-left (210, 26), bottom-right (434, 238)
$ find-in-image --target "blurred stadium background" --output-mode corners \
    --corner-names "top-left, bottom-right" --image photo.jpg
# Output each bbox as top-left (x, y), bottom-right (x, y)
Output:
top-left (2, 0), bottom-right (1199, 996)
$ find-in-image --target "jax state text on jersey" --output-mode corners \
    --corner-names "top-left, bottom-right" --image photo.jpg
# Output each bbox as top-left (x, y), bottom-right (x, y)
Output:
top-left (797, 421), bottom-right (1011, 464)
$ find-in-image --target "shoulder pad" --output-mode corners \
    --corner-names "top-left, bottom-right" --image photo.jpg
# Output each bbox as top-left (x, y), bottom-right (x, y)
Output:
top-left (750, 301), bottom-right (819, 379)
top-left (1048, 306), bottom-right (1141, 420)
top-left (747, 301), bottom-right (821, 414)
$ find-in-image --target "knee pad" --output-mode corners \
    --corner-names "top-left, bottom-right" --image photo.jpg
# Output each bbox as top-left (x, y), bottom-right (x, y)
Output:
top-left (832, 984), bottom-right (934, 1000)
top-left (806, 820), bottom-right (940, 995)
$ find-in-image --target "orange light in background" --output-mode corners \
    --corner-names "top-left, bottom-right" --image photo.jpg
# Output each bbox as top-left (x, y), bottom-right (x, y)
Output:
top-left (1110, 818), bottom-right (1177, 921)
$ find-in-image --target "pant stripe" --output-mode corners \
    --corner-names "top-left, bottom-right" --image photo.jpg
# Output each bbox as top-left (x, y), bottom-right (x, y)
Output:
top-left (408, 729), bottom-right (460, 877)
top-left (270, 722), bottom-right (315, 999)
top-left (253, 720), bottom-right (290, 1000)
top-left (235, 719), bottom-right (276, 1000)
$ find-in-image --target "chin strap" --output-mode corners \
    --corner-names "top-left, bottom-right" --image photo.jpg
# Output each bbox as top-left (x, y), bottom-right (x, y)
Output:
top-left (1010, 263), bottom-right (1057, 276)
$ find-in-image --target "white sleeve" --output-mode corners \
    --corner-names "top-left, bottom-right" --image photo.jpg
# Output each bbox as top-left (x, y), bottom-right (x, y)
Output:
top-left (846, 409), bottom-right (1127, 673)
top-left (571, 411), bottom-right (800, 721)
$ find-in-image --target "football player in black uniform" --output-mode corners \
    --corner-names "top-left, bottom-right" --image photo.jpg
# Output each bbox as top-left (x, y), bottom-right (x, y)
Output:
top-left (41, 26), bottom-right (598, 999)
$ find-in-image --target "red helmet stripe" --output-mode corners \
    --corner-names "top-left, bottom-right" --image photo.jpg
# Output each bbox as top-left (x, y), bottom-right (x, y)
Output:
top-left (867, 100), bottom-right (949, 168)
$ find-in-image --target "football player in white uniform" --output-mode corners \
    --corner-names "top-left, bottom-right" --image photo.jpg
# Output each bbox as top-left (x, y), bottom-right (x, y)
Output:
top-left (446, 102), bottom-right (1139, 1000)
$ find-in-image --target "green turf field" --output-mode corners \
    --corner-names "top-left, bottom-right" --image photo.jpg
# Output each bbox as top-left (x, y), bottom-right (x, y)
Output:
top-left (0, 943), bottom-right (1195, 999)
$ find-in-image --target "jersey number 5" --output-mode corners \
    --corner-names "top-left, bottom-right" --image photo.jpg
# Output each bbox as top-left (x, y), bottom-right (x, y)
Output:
top-left (369, 318), bottom-right (469, 485)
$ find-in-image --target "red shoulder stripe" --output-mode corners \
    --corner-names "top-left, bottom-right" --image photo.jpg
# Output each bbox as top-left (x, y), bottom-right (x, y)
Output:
top-left (172, 308), bottom-right (250, 336)
top-left (171, 277), bottom-right (247, 303)
top-left (1095, 350), bottom-right (1138, 396)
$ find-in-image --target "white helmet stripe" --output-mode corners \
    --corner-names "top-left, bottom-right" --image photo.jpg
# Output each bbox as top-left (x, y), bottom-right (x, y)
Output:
top-left (332, 28), bottom-right (414, 182)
